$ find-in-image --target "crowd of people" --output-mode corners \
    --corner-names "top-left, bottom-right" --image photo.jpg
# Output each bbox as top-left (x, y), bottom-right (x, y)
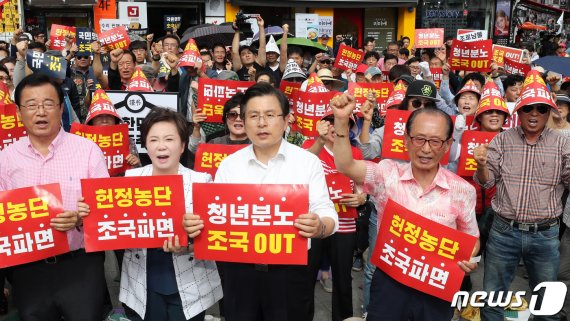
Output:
top-left (0, 14), bottom-right (570, 321)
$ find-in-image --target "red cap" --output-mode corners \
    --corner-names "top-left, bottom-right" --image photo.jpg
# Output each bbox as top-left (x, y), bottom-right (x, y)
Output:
top-left (356, 64), bottom-right (368, 75)
top-left (385, 80), bottom-right (407, 109)
top-left (474, 81), bottom-right (510, 122)
top-left (85, 89), bottom-right (121, 125)
top-left (126, 67), bottom-right (153, 92)
top-left (179, 39), bottom-right (202, 68)
top-left (513, 69), bottom-right (558, 114)
top-left (305, 73), bottom-right (329, 93)
top-left (453, 79), bottom-right (481, 106)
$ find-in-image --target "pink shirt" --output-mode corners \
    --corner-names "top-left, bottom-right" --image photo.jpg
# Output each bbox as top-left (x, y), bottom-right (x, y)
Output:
top-left (364, 159), bottom-right (479, 237)
top-left (0, 128), bottom-right (109, 251)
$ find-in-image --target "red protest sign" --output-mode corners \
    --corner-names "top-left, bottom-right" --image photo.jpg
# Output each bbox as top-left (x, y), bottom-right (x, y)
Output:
top-left (414, 28), bottom-right (444, 49)
top-left (193, 183), bottom-right (309, 265)
top-left (49, 24), bottom-right (77, 50)
top-left (334, 43), bottom-right (364, 71)
top-left (280, 80), bottom-right (302, 110)
top-left (0, 184), bottom-right (69, 268)
top-left (457, 131), bottom-right (497, 177)
top-left (97, 26), bottom-right (130, 51)
top-left (0, 104), bottom-right (27, 151)
top-left (371, 199), bottom-right (477, 302)
top-left (293, 91), bottom-right (336, 137)
top-left (198, 78), bottom-right (255, 123)
top-left (70, 123), bottom-right (131, 176)
top-left (503, 57), bottom-right (531, 76)
top-left (492, 45), bottom-right (525, 67)
top-left (325, 173), bottom-right (356, 219)
top-left (430, 68), bottom-right (443, 90)
top-left (194, 143), bottom-right (248, 178)
top-left (80, 176), bottom-right (188, 252)
top-left (450, 39), bottom-right (492, 72)
top-left (381, 110), bottom-right (451, 164)
top-left (348, 82), bottom-right (393, 116)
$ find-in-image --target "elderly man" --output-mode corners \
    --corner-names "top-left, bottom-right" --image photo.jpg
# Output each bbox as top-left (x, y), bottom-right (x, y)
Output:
top-left (474, 70), bottom-right (570, 321)
top-left (331, 94), bottom-right (479, 321)
top-left (0, 73), bottom-right (109, 321)
top-left (184, 83), bottom-right (338, 321)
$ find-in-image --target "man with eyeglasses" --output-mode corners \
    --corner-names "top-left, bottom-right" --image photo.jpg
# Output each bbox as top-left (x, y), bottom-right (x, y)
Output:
top-left (331, 93), bottom-right (479, 321)
top-left (184, 83), bottom-right (337, 321)
top-left (474, 70), bottom-right (570, 321)
top-left (0, 73), bottom-right (109, 321)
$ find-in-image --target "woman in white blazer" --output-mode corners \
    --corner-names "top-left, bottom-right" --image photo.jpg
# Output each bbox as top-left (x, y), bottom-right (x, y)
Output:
top-left (81, 107), bottom-right (222, 320)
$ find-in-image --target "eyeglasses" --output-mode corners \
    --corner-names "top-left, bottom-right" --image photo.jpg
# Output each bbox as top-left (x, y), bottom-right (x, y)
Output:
top-left (75, 55), bottom-right (90, 60)
top-left (321, 60), bottom-right (332, 64)
top-left (411, 99), bottom-right (436, 109)
top-left (0, 76), bottom-right (9, 81)
top-left (521, 105), bottom-right (549, 114)
top-left (226, 111), bottom-right (242, 121)
top-left (20, 100), bottom-right (60, 112)
top-left (409, 136), bottom-right (449, 150)
top-left (246, 113), bottom-right (284, 123)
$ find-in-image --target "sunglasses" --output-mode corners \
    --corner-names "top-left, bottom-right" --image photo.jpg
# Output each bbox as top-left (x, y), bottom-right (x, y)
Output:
top-left (75, 56), bottom-right (90, 60)
top-left (321, 60), bottom-right (332, 64)
top-left (411, 99), bottom-right (436, 109)
top-left (521, 105), bottom-right (549, 114)
top-left (226, 111), bottom-right (242, 121)
top-left (482, 109), bottom-right (504, 116)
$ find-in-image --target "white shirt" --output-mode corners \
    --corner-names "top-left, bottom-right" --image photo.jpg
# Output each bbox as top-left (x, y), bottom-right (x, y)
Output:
top-left (215, 139), bottom-right (339, 235)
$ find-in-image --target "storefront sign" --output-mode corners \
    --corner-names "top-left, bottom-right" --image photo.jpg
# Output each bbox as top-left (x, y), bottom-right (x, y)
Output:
top-left (118, 2), bottom-right (147, 29)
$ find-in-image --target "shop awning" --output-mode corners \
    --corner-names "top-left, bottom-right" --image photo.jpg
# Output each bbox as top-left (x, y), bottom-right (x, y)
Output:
top-left (518, 0), bottom-right (570, 15)
top-left (231, 0), bottom-right (418, 8)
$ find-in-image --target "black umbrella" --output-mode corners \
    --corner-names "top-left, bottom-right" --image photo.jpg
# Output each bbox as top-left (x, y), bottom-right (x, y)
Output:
top-left (533, 56), bottom-right (570, 76)
top-left (180, 24), bottom-right (236, 49)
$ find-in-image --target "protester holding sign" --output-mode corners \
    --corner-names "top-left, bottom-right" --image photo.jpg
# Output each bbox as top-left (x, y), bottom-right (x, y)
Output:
top-left (474, 70), bottom-right (570, 321)
top-left (231, 16), bottom-right (267, 81)
top-left (0, 73), bottom-right (109, 320)
top-left (332, 93), bottom-right (479, 321)
top-left (184, 83), bottom-right (337, 321)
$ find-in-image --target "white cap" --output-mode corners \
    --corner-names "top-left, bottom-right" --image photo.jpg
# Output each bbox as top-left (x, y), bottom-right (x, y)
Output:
top-left (266, 35), bottom-right (279, 55)
top-left (282, 59), bottom-right (306, 80)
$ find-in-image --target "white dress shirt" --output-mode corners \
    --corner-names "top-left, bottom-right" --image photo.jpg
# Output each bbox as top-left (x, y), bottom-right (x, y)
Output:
top-left (215, 139), bottom-right (339, 235)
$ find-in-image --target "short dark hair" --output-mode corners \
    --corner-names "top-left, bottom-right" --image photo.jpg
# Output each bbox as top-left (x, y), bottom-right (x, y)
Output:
top-left (364, 51), bottom-right (380, 61)
top-left (222, 92), bottom-right (245, 123)
top-left (120, 50), bottom-right (136, 63)
top-left (364, 37), bottom-right (375, 45)
top-left (406, 57), bottom-right (421, 65)
top-left (389, 64), bottom-right (411, 82)
top-left (502, 74), bottom-right (524, 90)
top-left (161, 35), bottom-right (180, 47)
top-left (387, 41), bottom-right (399, 48)
top-left (0, 65), bottom-right (9, 76)
top-left (287, 45), bottom-right (303, 57)
top-left (129, 40), bottom-right (147, 51)
top-left (0, 57), bottom-right (16, 66)
top-left (241, 83), bottom-right (289, 119)
top-left (28, 42), bottom-right (47, 52)
top-left (239, 45), bottom-right (257, 55)
top-left (399, 48), bottom-right (409, 56)
top-left (406, 107), bottom-right (453, 140)
top-left (383, 54), bottom-right (398, 64)
top-left (31, 30), bottom-right (46, 37)
top-left (14, 73), bottom-right (64, 107)
top-left (402, 36), bottom-right (410, 42)
top-left (461, 72), bottom-right (485, 88)
top-left (140, 107), bottom-right (189, 149)
top-left (212, 43), bottom-right (226, 52)
top-left (255, 70), bottom-right (276, 84)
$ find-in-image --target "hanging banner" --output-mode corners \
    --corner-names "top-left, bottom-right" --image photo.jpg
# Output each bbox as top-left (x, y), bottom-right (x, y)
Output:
top-left (197, 78), bottom-right (255, 123)
top-left (70, 123), bottom-right (131, 177)
top-left (414, 28), bottom-right (445, 49)
top-left (0, 103), bottom-right (27, 151)
top-left (193, 183), bottom-right (309, 265)
top-left (347, 82), bottom-right (393, 116)
top-left (371, 199), bottom-right (478, 302)
top-left (194, 143), bottom-right (248, 178)
top-left (456, 131), bottom-right (498, 177)
top-left (26, 51), bottom-right (67, 80)
top-left (325, 173), bottom-right (357, 219)
top-left (333, 43), bottom-right (364, 71)
top-left (80, 175), bottom-right (187, 252)
top-left (0, 183), bottom-right (69, 268)
top-left (449, 39), bottom-right (492, 72)
top-left (99, 18), bottom-right (130, 33)
top-left (118, 2), bottom-right (148, 29)
top-left (294, 91), bottom-right (336, 137)
top-left (295, 13), bottom-right (319, 39)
